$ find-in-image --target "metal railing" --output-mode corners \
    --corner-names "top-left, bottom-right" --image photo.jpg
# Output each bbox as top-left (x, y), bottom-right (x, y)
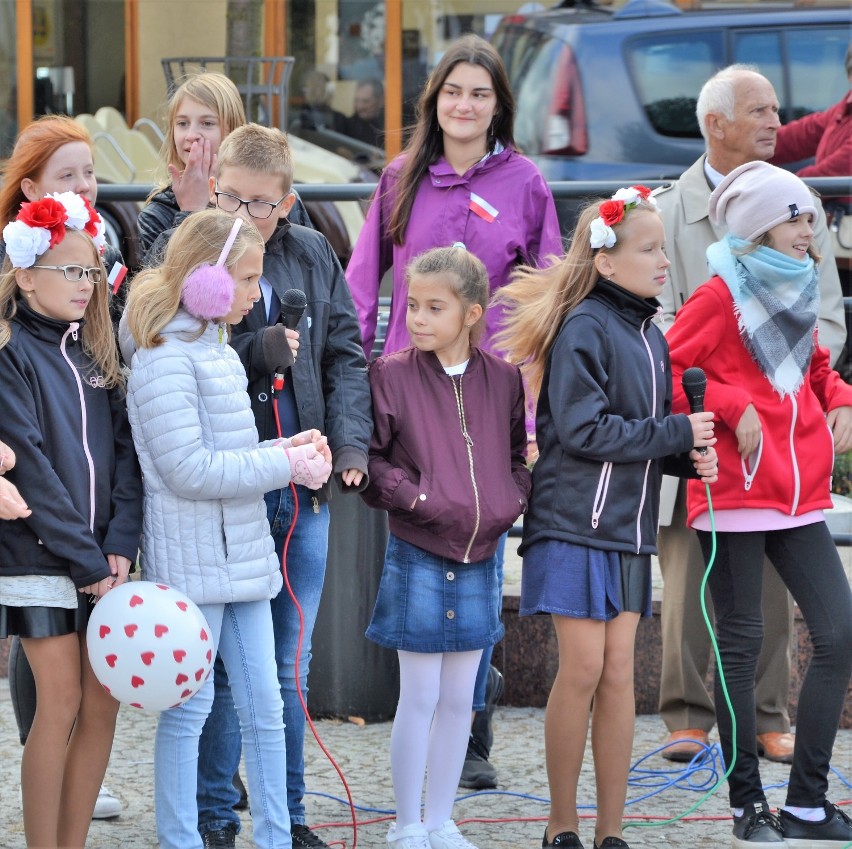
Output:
top-left (97, 176), bottom-right (852, 204)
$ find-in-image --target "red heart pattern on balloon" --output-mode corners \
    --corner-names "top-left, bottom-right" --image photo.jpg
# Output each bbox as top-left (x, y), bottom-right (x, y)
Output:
top-left (175, 673), bottom-right (189, 685)
top-left (154, 624), bottom-right (169, 637)
top-left (141, 652), bottom-right (155, 665)
top-left (176, 601), bottom-right (188, 612)
top-left (131, 675), bottom-right (144, 688)
top-left (129, 595), bottom-right (143, 607)
top-left (99, 625), bottom-right (111, 638)
top-left (105, 654), bottom-right (118, 668)
top-left (173, 649), bottom-right (186, 662)
top-left (124, 624), bottom-right (138, 637)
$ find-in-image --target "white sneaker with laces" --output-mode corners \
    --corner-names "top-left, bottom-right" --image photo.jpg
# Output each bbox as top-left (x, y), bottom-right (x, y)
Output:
top-left (92, 785), bottom-right (122, 819)
top-left (386, 821), bottom-right (431, 848)
top-left (428, 820), bottom-right (479, 849)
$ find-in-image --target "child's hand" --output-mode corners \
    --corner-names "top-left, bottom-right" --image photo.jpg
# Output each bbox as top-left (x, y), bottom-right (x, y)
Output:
top-left (107, 553), bottom-right (133, 588)
top-left (690, 445), bottom-right (719, 484)
top-left (735, 403), bottom-right (761, 458)
top-left (687, 411), bottom-right (716, 449)
top-left (341, 468), bottom-right (364, 487)
top-left (261, 325), bottom-right (299, 371)
top-left (284, 441), bottom-right (332, 490)
top-left (0, 440), bottom-right (17, 473)
top-left (827, 406), bottom-right (852, 455)
top-left (169, 138), bottom-right (216, 212)
top-left (0, 477), bottom-right (30, 520)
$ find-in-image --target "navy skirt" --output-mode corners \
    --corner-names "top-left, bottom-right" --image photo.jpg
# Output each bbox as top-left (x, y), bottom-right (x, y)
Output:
top-left (520, 539), bottom-right (652, 620)
top-left (366, 534), bottom-right (504, 653)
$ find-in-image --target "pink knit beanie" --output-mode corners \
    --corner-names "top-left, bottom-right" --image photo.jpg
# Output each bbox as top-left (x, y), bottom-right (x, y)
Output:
top-left (709, 161), bottom-right (817, 242)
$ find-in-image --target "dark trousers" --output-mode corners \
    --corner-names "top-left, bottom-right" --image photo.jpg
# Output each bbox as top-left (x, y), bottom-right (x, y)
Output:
top-left (697, 522), bottom-right (852, 808)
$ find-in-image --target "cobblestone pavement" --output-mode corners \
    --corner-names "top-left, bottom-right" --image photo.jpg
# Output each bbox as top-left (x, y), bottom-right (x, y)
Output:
top-left (1, 678), bottom-right (850, 848)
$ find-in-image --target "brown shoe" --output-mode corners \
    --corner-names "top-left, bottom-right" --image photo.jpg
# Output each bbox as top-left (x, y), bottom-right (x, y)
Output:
top-left (756, 731), bottom-right (795, 763)
top-left (661, 728), bottom-right (710, 762)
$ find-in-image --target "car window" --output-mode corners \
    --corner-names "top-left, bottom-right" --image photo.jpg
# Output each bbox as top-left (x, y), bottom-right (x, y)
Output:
top-left (625, 31), bottom-right (724, 137)
top-left (514, 35), bottom-right (565, 154)
top-left (733, 27), bottom-right (849, 121)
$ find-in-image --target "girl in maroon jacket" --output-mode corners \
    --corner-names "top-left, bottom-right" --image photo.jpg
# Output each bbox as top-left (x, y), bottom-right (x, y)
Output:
top-left (361, 245), bottom-right (531, 849)
top-left (668, 161), bottom-right (852, 848)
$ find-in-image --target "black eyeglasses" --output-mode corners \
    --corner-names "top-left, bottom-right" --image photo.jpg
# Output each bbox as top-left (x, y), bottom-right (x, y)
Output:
top-left (31, 264), bottom-right (104, 283)
top-left (214, 187), bottom-right (289, 220)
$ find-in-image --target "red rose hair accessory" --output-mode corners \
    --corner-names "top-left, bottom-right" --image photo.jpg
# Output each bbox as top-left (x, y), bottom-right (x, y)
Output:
top-left (2, 191), bottom-right (106, 268)
top-left (589, 185), bottom-right (657, 250)
top-left (180, 217), bottom-right (243, 321)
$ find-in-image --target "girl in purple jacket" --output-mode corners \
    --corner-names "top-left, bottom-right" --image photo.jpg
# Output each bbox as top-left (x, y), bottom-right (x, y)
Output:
top-left (362, 245), bottom-right (531, 849)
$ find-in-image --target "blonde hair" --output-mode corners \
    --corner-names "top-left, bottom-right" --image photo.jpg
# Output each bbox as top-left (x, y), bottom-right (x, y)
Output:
top-left (216, 123), bottom-right (294, 194)
top-left (150, 72), bottom-right (246, 197)
top-left (126, 209), bottom-right (264, 349)
top-left (0, 231), bottom-right (121, 386)
top-left (406, 245), bottom-right (489, 345)
top-left (493, 197), bottom-right (659, 400)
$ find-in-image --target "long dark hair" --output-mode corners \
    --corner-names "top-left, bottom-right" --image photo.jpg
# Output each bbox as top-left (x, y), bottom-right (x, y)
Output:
top-left (388, 34), bottom-right (516, 246)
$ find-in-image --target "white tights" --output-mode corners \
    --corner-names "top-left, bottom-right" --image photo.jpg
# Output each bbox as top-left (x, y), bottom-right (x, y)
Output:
top-left (391, 649), bottom-right (483, 831)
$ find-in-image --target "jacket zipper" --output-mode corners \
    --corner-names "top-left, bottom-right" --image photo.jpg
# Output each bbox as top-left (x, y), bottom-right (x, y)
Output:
top-left (789, 394), bottom-right (800, 514)
top-left (634, 317), bottom-right (657, 552)
top-left (60, 324), bottom-right (96, 532)
top-left (451, 375), bottom-right (480, 563)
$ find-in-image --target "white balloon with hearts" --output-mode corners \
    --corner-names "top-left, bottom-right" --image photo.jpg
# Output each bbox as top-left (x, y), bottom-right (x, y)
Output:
top-left (87, 581), bottom-right (214, 711)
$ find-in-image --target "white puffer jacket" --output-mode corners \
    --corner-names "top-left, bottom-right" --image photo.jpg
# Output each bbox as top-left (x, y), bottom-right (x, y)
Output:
top-left (126, 310), bottom-right (291, 604)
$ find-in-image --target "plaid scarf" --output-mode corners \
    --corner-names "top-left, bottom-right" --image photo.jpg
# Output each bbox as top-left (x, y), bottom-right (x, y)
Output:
top-left (706, 236), bottom-right (819, 398)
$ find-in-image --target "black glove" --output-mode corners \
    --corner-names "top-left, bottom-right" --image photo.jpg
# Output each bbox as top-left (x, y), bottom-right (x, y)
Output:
top-left (261, 325), bottom-right (295, 372)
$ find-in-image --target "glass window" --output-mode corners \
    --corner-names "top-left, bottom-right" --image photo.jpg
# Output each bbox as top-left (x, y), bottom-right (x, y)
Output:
top-left (513, 35), bottom-right (563, 155)
top-left (0, 0), bottom-right (17, 156)
top-left (734, 27), bottom-right (849, 122)
top-left (626, 31), bottom-right (723, 137)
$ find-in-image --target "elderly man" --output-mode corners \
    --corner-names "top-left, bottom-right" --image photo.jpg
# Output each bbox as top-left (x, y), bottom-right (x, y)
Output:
top-left (654, 63), bottom-right (846, 771)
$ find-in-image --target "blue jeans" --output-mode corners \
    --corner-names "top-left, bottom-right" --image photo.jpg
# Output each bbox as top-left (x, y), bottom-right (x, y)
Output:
top-left (198, 486), bottom-right (330, 832)
top-left (155, 600), bottom-right (290, 849)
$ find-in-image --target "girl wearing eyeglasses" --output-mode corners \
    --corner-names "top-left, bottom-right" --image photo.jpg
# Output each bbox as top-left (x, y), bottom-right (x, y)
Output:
top-left (0, 192), bottom-right (143, 848)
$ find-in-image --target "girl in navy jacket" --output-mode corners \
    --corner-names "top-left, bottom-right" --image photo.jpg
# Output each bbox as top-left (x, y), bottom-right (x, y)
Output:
top-left (362, 245), bottom-right (531, 849)
top-left (0, 193), bottom-right (142, 847)
top-left (495, 188), bottom-right (718, 849)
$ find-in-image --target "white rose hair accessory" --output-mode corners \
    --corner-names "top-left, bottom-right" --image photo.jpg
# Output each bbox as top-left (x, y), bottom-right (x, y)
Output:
top-left (589, 185), bottom-right (657, 249)
top-left (2, 191), bottom-right (106, 268)
top-left (180, 217), bottom-right (243, 321)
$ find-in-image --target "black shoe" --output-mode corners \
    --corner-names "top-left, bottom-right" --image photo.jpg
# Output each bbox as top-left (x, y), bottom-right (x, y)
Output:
top-left (291, 823), bottom-right (332, 848)
top-left (202, 825), bottom-right (237, 849)
top-left (781, 802), bottom-right (852, 847)
top-left (543, 829), bottom-right (585, 848)
top-left (731, 802), bottom-right (784, 846)
top-left (232, 771), bottom-right (248, 811)
top-left (458, 665), bottom-right (504, 790)
top-left (593, 839), bottom-right (630, 848)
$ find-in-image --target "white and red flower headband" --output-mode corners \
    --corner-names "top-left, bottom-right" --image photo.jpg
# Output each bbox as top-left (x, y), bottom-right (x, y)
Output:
top-left (589, 185), bottom-right (657, 250)
top-left (2, 192), bottom-right (106, 269)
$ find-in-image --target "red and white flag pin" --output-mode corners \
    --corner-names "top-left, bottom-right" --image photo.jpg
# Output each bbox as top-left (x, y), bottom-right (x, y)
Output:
top-left (469, 192), bottom-right (499, 223)
top-left (108, 262), bottom-right (128, 296)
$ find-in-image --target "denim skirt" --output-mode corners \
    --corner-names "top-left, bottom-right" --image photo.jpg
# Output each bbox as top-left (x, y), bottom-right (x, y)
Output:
top-left (520, 539), bottom-right (652, 621)
top-left (366, 534), bottom-right (504, 653)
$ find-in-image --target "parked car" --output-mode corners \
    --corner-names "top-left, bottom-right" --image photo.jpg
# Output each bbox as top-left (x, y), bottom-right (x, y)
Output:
top-left (491, 0), bottom-right (850, 214)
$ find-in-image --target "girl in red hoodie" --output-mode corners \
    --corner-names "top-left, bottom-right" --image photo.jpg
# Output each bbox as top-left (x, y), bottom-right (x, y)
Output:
top-left (668, 161), bottom-right (852, 848)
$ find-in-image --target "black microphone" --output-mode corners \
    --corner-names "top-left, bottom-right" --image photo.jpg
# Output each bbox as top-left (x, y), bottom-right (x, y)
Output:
top-left (682, 366), bottom-right (708, 455)
top-left (272, 289), bottom-right (307, 395)
top-left (280, 288), bottom-right (307, 330)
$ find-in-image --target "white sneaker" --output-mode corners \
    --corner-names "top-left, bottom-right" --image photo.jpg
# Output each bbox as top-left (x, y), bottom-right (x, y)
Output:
top-left (387, 821), bottom-right (431, 848)
top-left (92, 785), bottom-right (122, 819)
top-left (428, 820), bottom-right (479, 849)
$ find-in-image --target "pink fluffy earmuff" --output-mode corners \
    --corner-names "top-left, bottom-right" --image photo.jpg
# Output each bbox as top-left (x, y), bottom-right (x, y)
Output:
top-left (180, 218), bottom-right (243, 320)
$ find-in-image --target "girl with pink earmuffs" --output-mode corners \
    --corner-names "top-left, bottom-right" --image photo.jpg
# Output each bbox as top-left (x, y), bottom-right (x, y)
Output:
top-left (122, 208), bottom-right (333, 849)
